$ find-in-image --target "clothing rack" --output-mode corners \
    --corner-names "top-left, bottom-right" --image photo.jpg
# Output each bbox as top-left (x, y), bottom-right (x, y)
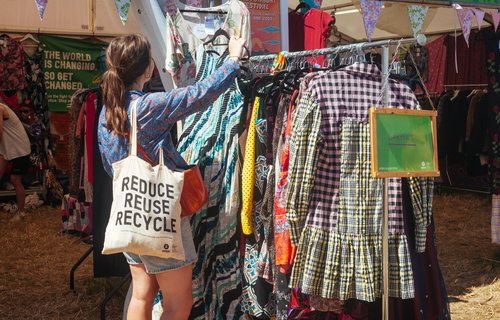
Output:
top-left (249, 36), bottom-right (424, 320)
top-left (249, 37), bottom-right (424, 62)
top-left (443, 84), bottom-right (488, 89)
top-left (179, 9), bottom-right (227, 14)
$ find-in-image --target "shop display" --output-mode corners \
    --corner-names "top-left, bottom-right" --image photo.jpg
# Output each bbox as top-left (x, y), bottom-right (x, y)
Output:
top-left (2, 2), bottom-right (499, 319)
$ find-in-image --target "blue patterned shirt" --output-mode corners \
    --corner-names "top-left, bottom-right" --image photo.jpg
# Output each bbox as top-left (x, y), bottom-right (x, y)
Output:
top-left (98, 60), bottom-right (240, 176)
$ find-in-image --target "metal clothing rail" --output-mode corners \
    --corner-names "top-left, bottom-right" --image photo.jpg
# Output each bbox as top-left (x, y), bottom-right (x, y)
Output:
top-left (248, 37), bottom-right (425, 62)
top-left (443, 83), bottom-right (488, 89)
top-left (248, 36), bottom-right (425, 320)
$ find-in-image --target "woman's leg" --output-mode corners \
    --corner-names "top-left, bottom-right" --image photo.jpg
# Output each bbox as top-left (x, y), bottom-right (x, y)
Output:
top-left (156, 264), bottom-right (193, 320)
top-left (127, 264), bottom-right (159, 320)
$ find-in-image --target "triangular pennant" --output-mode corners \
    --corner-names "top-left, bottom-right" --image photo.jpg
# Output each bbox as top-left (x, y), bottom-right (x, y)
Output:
top-left (407, 5), bottom-right (429, 37)
top-left (360, 0), bottom-right (383, 42)
top-left (492, 12), bottom-right (500, 32)
top-left (473, 9), bottom-right (485, 30)
top-left (456, 6), bottom-right (474, 47)
top-left (114, 0), bottom-right (132, 25)
top-left (33, 0), bottom-right (48, 20)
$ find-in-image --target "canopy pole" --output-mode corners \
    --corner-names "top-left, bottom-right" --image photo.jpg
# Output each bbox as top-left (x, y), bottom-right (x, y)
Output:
top-left (89, 0), bottom-right (96, 34)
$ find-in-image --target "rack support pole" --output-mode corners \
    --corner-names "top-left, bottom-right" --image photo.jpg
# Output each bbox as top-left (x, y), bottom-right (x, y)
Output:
top-left (381, 46), bottom-right (390, 320)
top-left (69, 245), bottom-right (94, 293)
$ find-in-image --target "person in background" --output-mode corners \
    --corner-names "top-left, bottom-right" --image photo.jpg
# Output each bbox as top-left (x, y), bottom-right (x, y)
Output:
top-left (0, 98), bottom-right (31, 221)
top-left (98, 34), bottom-right (246, 320)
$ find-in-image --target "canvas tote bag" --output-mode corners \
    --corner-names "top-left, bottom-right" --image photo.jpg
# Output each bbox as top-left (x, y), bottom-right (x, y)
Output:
top-left (102, 101), bottom-right (185, 260)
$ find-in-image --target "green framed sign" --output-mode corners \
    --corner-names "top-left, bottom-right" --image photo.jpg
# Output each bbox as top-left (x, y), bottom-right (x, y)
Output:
top-left (370, 108), bottom-right (440, 178)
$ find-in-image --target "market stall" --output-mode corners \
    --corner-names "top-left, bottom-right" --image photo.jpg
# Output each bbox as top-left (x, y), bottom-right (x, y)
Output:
top-left (0, 1), bottom-right (499, 320)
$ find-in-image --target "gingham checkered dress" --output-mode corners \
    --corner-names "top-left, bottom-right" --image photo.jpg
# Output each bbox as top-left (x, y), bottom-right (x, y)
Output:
top-left (287, 63), bottom-right (432, 302)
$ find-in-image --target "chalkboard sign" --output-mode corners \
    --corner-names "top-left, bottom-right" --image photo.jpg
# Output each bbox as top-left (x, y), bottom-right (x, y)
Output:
top-left (370, 108), bottom-right (439, 178)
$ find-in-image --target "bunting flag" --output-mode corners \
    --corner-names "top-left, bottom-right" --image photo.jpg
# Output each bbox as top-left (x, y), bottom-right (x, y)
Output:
top-left (473, 9), bottom-right (485, 30)
top-left (360, 0), bottom-right (383, 42)
top-left (455, 5), bottom-right (474, 47)
top-left (34, 0), bottom-right (48, 20)
top-left (492, 11), bottom-right (500, 32)
top-left (408, 5), bottom-right (429, 37)
top-left (114, 0), bottom-right (132, 25)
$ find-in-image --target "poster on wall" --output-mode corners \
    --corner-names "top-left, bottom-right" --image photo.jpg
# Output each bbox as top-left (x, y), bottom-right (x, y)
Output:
top-left (242, 0), bottom-right (281, 55)
top-left (40, 35), bottom-right (106, 112)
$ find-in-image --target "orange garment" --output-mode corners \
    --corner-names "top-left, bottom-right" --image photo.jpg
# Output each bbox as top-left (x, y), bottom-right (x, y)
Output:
top-left (274, 91), bottom-right (298, 268)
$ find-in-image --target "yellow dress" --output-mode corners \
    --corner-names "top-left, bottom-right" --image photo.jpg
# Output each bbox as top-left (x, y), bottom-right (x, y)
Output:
top-left (241, 96), bottom-right (260, 235)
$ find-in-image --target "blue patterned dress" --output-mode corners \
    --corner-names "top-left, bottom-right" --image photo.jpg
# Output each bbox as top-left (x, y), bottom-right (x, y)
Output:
top-left (177, 46), bottom-right (245, 320)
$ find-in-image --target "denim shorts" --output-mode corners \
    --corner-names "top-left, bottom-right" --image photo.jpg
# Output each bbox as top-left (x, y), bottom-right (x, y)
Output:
top-left (123, 216), bottom-right (197, 274)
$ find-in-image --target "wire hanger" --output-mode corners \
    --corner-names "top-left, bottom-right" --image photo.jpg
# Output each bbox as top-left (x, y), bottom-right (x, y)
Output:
top-left (19, 33), bottom-right (40, 44)
top-left (203, 28), bottom-right (230, 55)
top-left (294, 2), bottom-right (310, 13)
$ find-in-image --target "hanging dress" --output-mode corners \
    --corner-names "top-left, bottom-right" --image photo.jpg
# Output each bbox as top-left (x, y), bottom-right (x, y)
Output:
top-left (177, 46), bottom-right (245, 320)
top-left (164, 0), bottom-right (251, 87)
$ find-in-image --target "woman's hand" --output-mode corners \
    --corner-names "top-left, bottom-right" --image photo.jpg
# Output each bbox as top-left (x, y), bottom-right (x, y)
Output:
top-left (228, 36), bottom-right (247, 59)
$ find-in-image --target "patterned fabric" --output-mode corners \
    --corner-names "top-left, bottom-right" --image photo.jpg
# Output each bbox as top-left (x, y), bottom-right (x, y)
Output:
top-left (242, 86), bottom-right (275, 319)
top-left (241, 96), bottom-right (259, 235)
top-left (424, 35), bottom-right (446, 95)
top-left (98, 59), bottom-right (239, 176)
top-left (407, 177), bottom-right (434, 252)
top-left (176, 50), bottom-right (244, 320)
top-left (164, 0), bottom-right (250, 87)
top-left (407, 6), bottom-right (429, 37)
top-left (23, 44), bottom-right (49, 129)
top-left (485, 29), bottom-right (500, 194)
top-left (34, 0), bottom-right (48, 19)
top-left (286, 90), bottom-right (321, 244)
top-left (359, 0), bottom-right (383, 42)
top-left (113, 0), bottom-right (132, 25)
top-left (274, 92), bottom-right (297, 267)
top-left (492, 195), bottom-right (500, 244)
top-left (288, 63), bottom-right (420, 302)
top-left (0, 34), bottom-right (27, 90)
top-left (309, 295), bottom-right (343, 313)
top-left (456, 7), bottom-right (474, 47)
top-left (444, 31), bottom-right (488, 86)
top-left (270, 92), bottom-right (294, 320)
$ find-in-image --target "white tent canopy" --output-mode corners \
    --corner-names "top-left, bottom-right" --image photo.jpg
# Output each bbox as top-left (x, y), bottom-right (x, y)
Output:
top-left (289, 0), bottom-right (496, 41)
top-left (0, 0), bottom-right (496, 48)
top-left (0, 0), bottom-right (139, 37)
top-left (1, 0), bottom-right (497, 40)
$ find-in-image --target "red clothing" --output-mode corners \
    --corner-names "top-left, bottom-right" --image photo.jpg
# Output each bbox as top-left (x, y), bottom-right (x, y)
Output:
top-left (0, 91), bottom-right (19, 112)
top-left (424, 35), bottom-right (447, 95)
top-left (0, 34), bottom-right (27, 91)
top-left (304, 9), bottom-right (333, 65)
top-left (445, 31), bottom-right (488, 86)
top-left (85, 92), bottom-right (97, 184)
top-left (289, 10), bottom-right (305, 52)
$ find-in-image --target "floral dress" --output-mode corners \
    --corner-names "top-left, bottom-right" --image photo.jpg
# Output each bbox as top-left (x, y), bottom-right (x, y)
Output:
top-left (163, 0), bottom-right (250, 87)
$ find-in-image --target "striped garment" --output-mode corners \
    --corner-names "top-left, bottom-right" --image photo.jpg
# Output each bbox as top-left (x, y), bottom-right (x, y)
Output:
top-left (492, 194), bottom-right (500, 244)
top-left (287, 63), bottom-right (424, 302)
top-left (176, 47), bottom-right (244, 320)
top-left (407, 177), bottom-right (435, 252)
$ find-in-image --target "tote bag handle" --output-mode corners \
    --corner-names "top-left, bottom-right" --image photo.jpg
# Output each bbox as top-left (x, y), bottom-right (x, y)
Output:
top-left (129, 99), bottom-right (164, 165)
top-left (129, 100), bottom-right (139, 157)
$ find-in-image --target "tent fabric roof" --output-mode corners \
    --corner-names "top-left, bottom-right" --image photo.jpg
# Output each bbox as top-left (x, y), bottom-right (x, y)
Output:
top-left (289, 0), bottom-right (495, 41)
top-left (0, 1), bottom-right (495, 42)
top-left (0, 0), bottom-right (138, 37)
